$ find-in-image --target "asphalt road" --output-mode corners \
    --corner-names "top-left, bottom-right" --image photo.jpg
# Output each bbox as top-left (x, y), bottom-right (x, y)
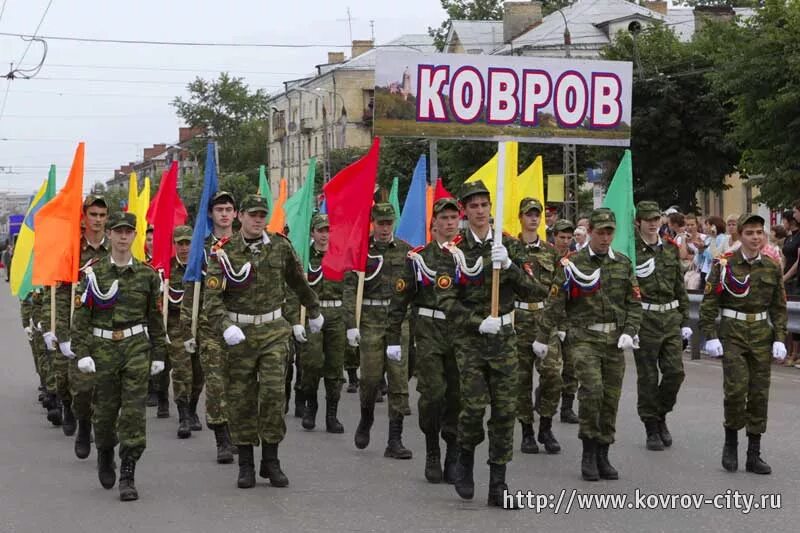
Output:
top-left (1, 287), bottom-right (798, 533)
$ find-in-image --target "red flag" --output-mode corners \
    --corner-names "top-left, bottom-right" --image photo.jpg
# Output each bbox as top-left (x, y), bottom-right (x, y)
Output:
top-left (32, 143), bottom-right (85, 285)
top-left (147, 169), bottom-right (188, 227)
top-left (434, 178), bottom-right (452, 202)
top-left (322, 137), bottom-right (381, 281)
top-left (150, 162), bottom-right (181, 279)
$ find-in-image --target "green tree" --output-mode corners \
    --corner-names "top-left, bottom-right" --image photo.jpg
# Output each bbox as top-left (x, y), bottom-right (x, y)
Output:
top-left (428, 0), bottom-right (504, 51)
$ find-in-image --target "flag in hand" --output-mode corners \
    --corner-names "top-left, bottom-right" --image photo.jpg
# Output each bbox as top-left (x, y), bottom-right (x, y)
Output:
top-left (602, 149), bottom-right (636, 266)
top-left (283, 158), bottom-right (317, 271)
top-left (184, 142), bottom-right (218, 283)
top-left (267, 178), bottom-right (288, 233)
top-left (150, 162), bottom-right (181, 279)
top-left (396, 155), bottom-right (427, 247)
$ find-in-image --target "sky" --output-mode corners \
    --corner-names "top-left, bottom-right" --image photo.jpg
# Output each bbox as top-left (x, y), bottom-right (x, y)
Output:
top-left (0, 0), bottom-right (446, 195)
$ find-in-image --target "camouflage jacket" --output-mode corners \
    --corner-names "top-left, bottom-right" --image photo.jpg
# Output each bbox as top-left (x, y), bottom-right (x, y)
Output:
top-left (635, 233), bottom-right (690, 327)
top-left (700, 249), bottom-right (787, 341)
top-left (167, 256), bottom-right (187, 318)
top-left (285, 245), bottom-right (343, 324)
top-left (343, 237), bottom-right (411, 329)
top-left (203, 231), bottom-right (319, 333)
top-left (386, 238), bottom-right (460, 345)
top-left (538, 245), bottom-right (642, 344)
top-left (71, 256), bottom-right (168, 361)
top-left (42, 235), bottom-right (109, 340)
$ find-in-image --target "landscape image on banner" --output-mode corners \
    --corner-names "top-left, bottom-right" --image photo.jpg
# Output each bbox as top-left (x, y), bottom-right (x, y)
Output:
top-left (373, 50), bottom-right (633, 147)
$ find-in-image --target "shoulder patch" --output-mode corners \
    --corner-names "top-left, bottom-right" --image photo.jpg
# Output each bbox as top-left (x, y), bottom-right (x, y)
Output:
top-left (394, 278), bottom-right (406, 293)
top-left (206, 275), bottom-right (222, 290)
top-left (451, 234), bottom-right (464, 246)
top-left (550, 285), bottom-right (559, 298)
top-left (704, 281), bottom-right (713, 295)
top-left (74, 295), bottom-right (83, 309)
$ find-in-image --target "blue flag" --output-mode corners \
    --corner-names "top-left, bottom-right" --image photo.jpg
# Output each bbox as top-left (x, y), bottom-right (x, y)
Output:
top-left (395, 155), bottom-right (427, 247)
top-left (184, 142), bottom-right (219, 283)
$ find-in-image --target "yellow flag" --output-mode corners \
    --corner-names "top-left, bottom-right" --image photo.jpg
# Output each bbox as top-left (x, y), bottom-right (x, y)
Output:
top-left (464, 142), bottom-right (518, 233)
top-left (128, 173), bottom-right (151, 261)
top-left (547, 174), bottom-right (565, 203)
top-left (514, 156), bottom-right (546, 240)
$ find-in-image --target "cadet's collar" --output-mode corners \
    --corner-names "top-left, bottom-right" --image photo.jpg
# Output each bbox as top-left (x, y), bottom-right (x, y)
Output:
top-left (312, 244), bottom-right (326, 256)
top-left (739, 249), bottom-right (762, 265)
top-left (370, 236), bottom-right (395, 247)
top-left (521, 235), bottom-right (541, 248)
top-left (238, 231), bottom-right (270, 250)
top-left (174, 256), bottom-right (186, 267)
top-left (109, 255), bottom-right (134, 268)
top-left (82, 234), bottom-right (107, 251)
top-left (639, 233), bottom-right (662, 249)
top-left (588, 245), bottom-right (615, 260)
top-left (468, 226), bottom-right (493, 246)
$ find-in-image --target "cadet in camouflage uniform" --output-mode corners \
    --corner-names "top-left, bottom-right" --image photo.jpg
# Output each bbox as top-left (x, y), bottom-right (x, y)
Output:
top-left (292, 214), bottom-right (345, 433)
top-left (204, 194), bottom-right (321, 489)
top-left (450, 182), bottom-right (543, 508)
top-left (71, 212), bottom-right (168, 502)
top-left (169, 225), bottom-right (205, 439)
top-left (701, 213), bottom-right (787, 475)
top-left (539, 208), bottom-right (641, 482)
top-left (181, 191), bottom-right (237, 463)
top-left (551, 219), bottom-right (579, 424)
top-left (387, 197), bottom-right (462, 484)
top-left (344, 344), bottom-right (359, 393)
top-left (633, 201), bottom-right (691, 451)
top-left (42, 194), bottom-right (109, 455)
top-left (21, 289), bottom-right (49, 408)
top-left (345, 203), bottom-right (413, 459)
top-left (515, 198), bottom-right (562, 455)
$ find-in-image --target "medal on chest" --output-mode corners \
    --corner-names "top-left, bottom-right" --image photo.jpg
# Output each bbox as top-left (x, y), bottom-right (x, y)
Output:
top-left (561, 258), bottom-right (601, 300)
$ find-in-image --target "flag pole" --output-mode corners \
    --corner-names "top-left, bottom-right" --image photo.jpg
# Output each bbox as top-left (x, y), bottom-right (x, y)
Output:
top-left (355, 271), bottom-right (365, 328)
top-left (191, 282), bottom-right (201, 338)
top-left (69, 284), bottom-right (76, 323)
top-left (491, 141), bottom-right (507, 318)
top-left (49, 286), bottom-right (56, 340)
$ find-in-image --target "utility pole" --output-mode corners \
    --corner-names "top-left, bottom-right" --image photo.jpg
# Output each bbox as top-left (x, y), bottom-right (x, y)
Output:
top-left (429, 140), bottom-right (438, 186)
top-left (558, 7), bottom-right (578, 221)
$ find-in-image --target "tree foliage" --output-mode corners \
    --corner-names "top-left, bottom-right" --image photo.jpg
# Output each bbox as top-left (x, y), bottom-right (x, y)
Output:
top-left (428, 0), bottom-right (504, 51)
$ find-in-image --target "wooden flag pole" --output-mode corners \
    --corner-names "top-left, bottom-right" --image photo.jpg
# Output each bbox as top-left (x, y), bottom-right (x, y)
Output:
top-left (50, 286), bottom-right (56, 337)
top-left (69, 284), bottom-right (76, 323)
top-left (162, 277), bottom-right (170, 331)
top-left (190, 281), bottom-right (201, 338)
top-left (491, 141), bottom-right (507, 318)
top-left (355, 271), bottom-right (365, 328)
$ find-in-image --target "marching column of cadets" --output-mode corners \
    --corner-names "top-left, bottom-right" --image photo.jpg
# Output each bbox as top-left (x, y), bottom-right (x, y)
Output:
top-left (19, 186), bottom-right (787, 504)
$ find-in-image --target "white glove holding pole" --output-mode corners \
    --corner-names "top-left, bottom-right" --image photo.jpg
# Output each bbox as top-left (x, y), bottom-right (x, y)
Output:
top-left (772, 341), bottom-right (787, 361)
top-left (386, 345), bottom-right (402, 362)
top-left (346, 328), bottom-right (361, 347)
top-left (479, 316), bottom-right (502, 335)
top-left (308, 314), bottom-right (325, 334)
top-left (150, 361), bottom-right (165, 376)
top-left (77, 356), bottom-right (96, 374)
top-left (24, 326), bottom-right (33, 341)
top-left (557, 331), bottom-right (566, 342)
top-left (223, 325), bottom-right (246, 346)
top-left (43, 331), bottom-right (57, 351)
top-left (184, 338), bottom-right (197, 354)
top-left (490, 243), bottom-right (512, 270)
top-left (59, 341), bottom-right (76, 359)
top-left (292, 325), bottom-right (308, 343)
top-left (681, 327), bottom-right (693, 341)
top-left (617, 334), bottom-right (635, 351)
top-left (532, 341), bottom-right (549, 359)
top-left (705, 339), bottom-right (724, 358)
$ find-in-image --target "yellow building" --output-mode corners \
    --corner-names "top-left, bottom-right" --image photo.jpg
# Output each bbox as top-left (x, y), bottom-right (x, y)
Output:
top-left (697, 172), bottom-right (771, 224)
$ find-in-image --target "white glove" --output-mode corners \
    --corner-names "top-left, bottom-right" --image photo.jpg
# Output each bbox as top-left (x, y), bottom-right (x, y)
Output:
top-left (35, 321), bottom-right (42, 332)
top-left (183, 338), bottom-right (197, 353)
top-left (308, 314), bottom-right (325, 334)
top-left (705, 339), bottom-right (724, 358)
top-left (633, 335), bottom-right (641, 350)
top-left (58, 341), bottom-right (75, 359)
top-left (491, 243), bottom-right (512, 270)
top-left (292, 324), bottom-right (308, 343)
top-left (773, 341), bottom-right (787, 361)
top-left (165, 334), bottom-right (172, 345)
top-left (386, 345), bottom-right (402, 362)
top-left (532, 341), bottom-right (549, 359)
top-left (43, 331), bottom-right (57, 351)
top-left (617, 334), bottom-right (635, 351)
top-left (347, 328), bottom-right (361, 347)
top-left (77, 356), bottom-right (96, 374)
top-left (681, 327), bottom-right (693, 341)
top-left (150, 361), bottom-right (165, 376)
top-left (24, 326), bottom-right (33, 341)
top-left (223, 325), bottom-right (246, 346)
top-left (479, 316), bottom-right (502, 335)
top-left (557, 331), bottom-right (566, 342)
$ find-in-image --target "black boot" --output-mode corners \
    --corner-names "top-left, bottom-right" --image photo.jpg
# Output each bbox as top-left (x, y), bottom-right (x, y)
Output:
top-left (293, 390), bottom-right (304, 418)
top-left (38, 385), bottom-right (46, 406)
top-left (644, 419), bottom-right (664, 451)
top-left (354, 404), bottom-right (375, 450)
top-left (42, 390), bottom-right (53, 410)
top-left (118, 459), bottom-right (138, 501)
top-left (454, 447), bottom-right (475, 500)
top-left (560, 393), bottom-right (579, 424)
top-left (211, 423), bottom-right (235, 464)
top-left (745, 433), bottom-right (771, 475)
top-left (237, 445), bottom-right (255, 488)
top-left (424, 432), bottom-right (442, 483)
top-left (346, 368), bottom-right (359, 393)
top-left (384, 417), bottom-right (412, 459)
top-left (658, 415), bottom-right (672, 448)
top-left (442, 435), bottom-right (459, 484)
top-left (74, 419), bottom-right (92, 459)
top-left (259, 443), bottom-right (289, 487)
top-left (188, 396), bottom-right (202, 431)
top-left (325, 398), bottom-right (344, 434)
top-left (146, 386), bottom-right (158, 407)
top-left (302, 394), bottom-right (318, 430)
top-left (156, 390), bottom-right (170, 419)
top-left (97, 448), bottom-right (117, 489)
top-left (487, 463), bottom-right (519, 509)
top-left (537, 417), bottom-right (561, 454)
top-left (520, 421), bottom-right (539, 454)
top-left (61, 398), bottom-right (76, 436)
top-left (596, 443), bottom-right (619, 480)
top-left (581, 438), bottom-right (599, 481)
top-left (176, 401), bottom-right (192, 439)
top-left (722, 427), bottom-right (738, 472)
top-left (47, 394), bottom-right (62, 426)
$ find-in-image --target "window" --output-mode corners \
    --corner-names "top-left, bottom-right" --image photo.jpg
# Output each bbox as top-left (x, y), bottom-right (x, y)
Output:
top-left (315, 99), bottom-right (319, 120)
top-left (314, 137), bottom-right (318, 154)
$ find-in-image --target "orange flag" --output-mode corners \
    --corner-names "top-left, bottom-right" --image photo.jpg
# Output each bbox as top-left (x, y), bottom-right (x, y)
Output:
top-left (425, 184), bottom-right (434, 243)
top-left (267, 178), bottom-right (288, 233)
top-left (33, 143), bottom-right (85, 285)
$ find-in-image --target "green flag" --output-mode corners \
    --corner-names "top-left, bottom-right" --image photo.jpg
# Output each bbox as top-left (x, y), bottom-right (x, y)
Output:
top-left (602, 149), bottom-right (636, 267)
top-left (388, 177), bottom-right (400, 231)
top-left (259, 164), bottom-right (273, 214)
top-left (284, 157), bottom-right (317, 271)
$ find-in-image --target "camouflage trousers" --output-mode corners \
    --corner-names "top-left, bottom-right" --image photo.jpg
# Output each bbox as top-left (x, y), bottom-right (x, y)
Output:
top-left (720, 331), bottom-right (772, 435)
top-left (454, 325), bottom-right (518, 465)
top-left (634, 311), bottom-right (685, 421)
top-left (170, 317), bottom-right (204, 404)
top-left (344, 344), bottom-right (359, 371)
top-left (301, 306), bottom-right (345, 402)
top-left (151, 314), bottom-right (177, 395)
top-left (286, 339), bottom-right (301, 396)
top-left (516, 311), bottom-right (563, 421)
top-left (28, 332), bottom-right (47, 383)
top-left (571, 327), bottom-right (626, 445)
top-left (69, 357), bottom-right (95, 420)
top-left (51, 352), bottom-right (71, 399)
top-left (359, 307), bottom-right (409, 419)
top-left (199, 318), bottom-right (228, 426)
top-left (226, 318), bottom-right (290, 446)
top-left (92, 333), bottom-right (150, 462)
top-left (414, 315), bottom-right (460, 441)
top-left (561, 337), bottom-right (578, 396)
